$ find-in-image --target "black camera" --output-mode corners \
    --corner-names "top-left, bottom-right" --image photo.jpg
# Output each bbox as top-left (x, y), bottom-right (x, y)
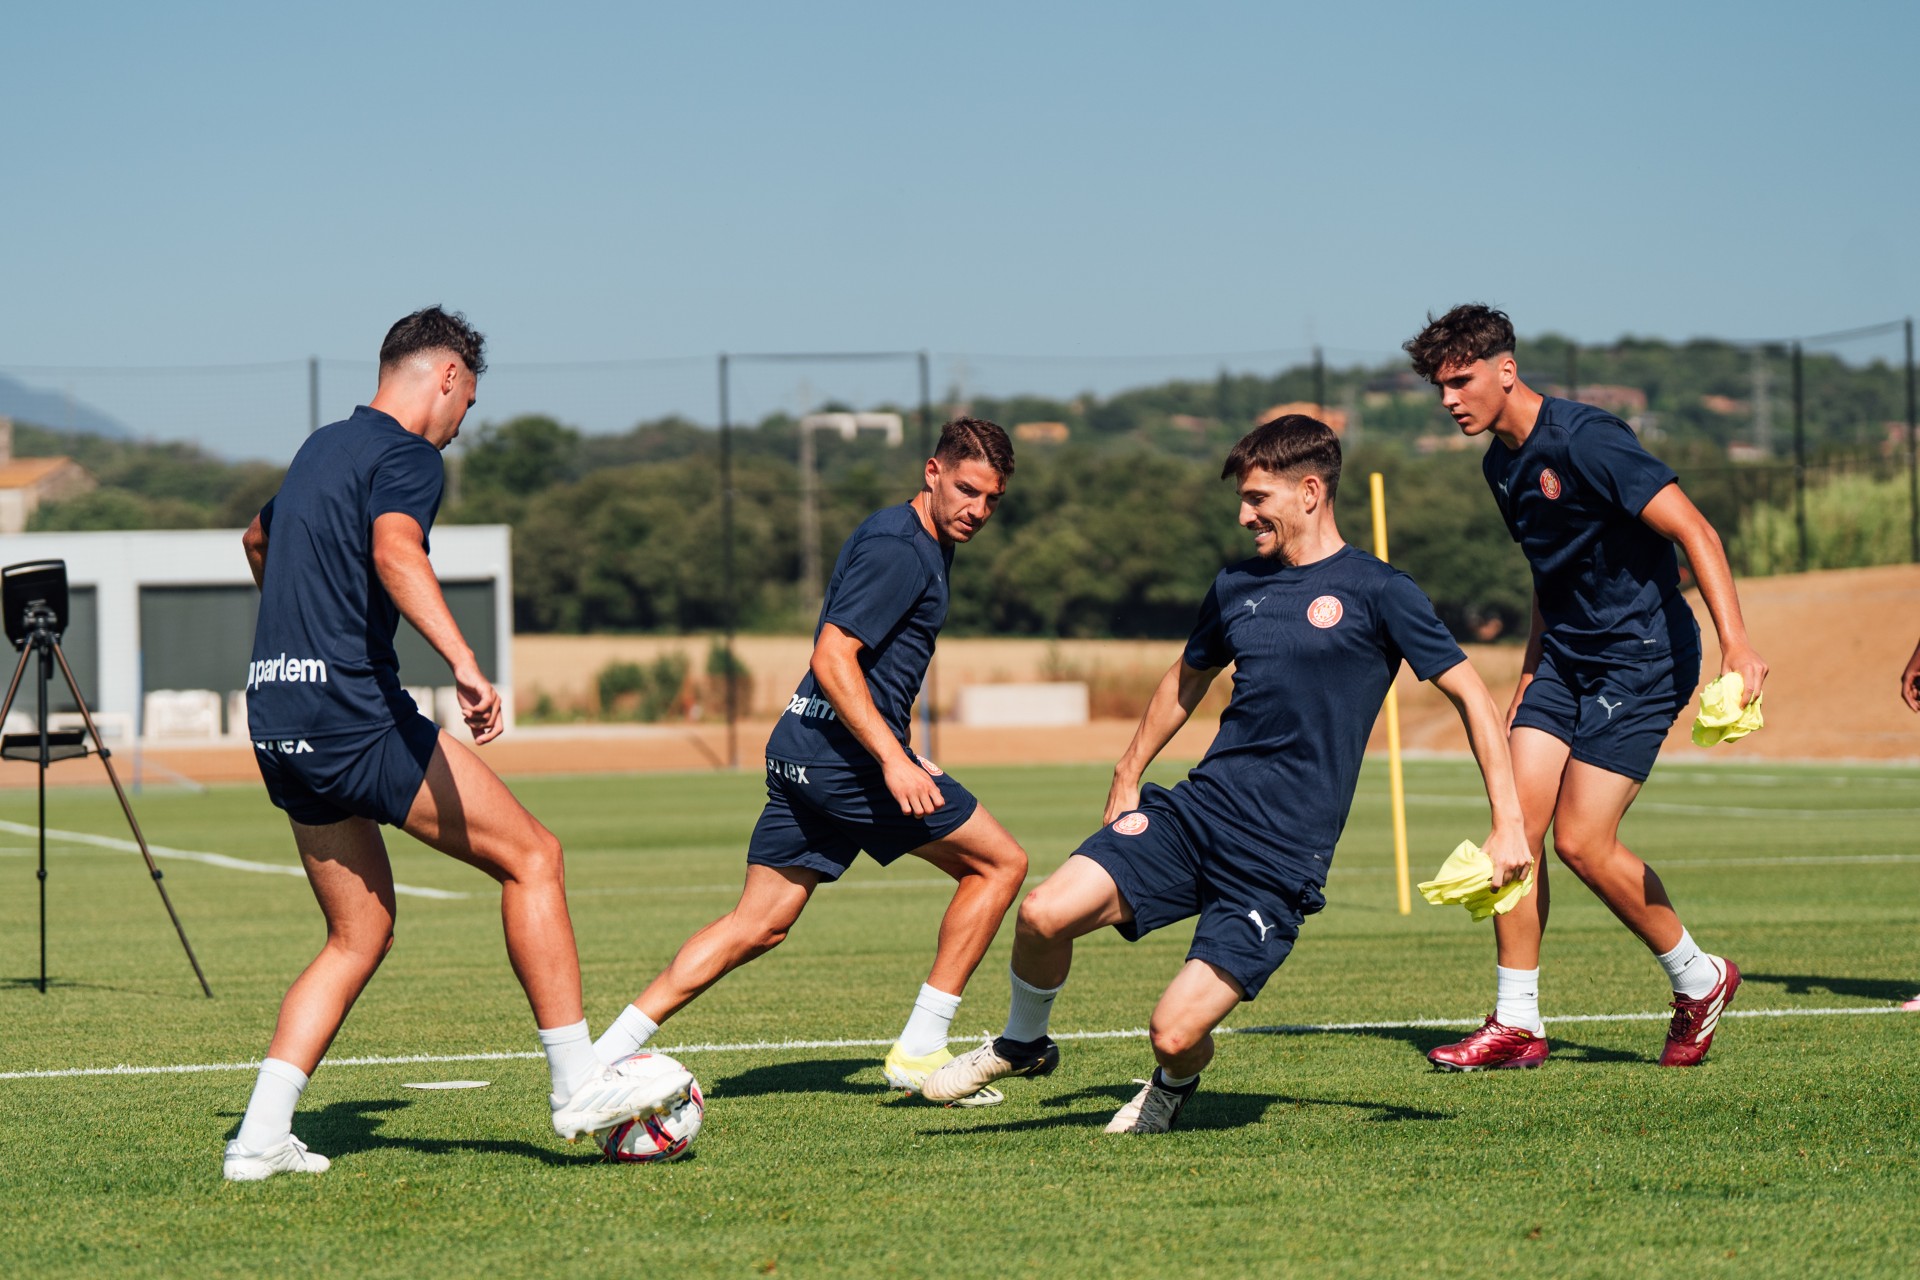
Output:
top-left (3, 559), bottom-right (69, 649)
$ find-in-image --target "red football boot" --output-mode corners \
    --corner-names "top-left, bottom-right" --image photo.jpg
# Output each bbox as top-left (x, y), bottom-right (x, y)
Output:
top-left (1659, 958), bottom-right (1741, 1067)
top-left (1427, 1015), bottom-right (1550, 1071)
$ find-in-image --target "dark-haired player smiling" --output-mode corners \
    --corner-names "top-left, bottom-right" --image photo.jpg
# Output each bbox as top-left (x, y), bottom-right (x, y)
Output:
top-left (926, 415), bottom-right (1528, 1130)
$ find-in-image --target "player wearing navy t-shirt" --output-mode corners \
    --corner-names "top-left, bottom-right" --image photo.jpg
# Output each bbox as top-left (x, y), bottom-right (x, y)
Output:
top-left (925, 416), bottom-right (1530, 1131)
top-left (224, 309), bottom-right (688, 1183)
top-left (1406, 304), bottom-right (1768, 1071)
top-left (592, 420), bottom-right (1030, 1104)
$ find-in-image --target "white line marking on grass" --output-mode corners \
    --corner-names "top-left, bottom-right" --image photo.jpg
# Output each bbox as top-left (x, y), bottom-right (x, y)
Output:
top-left (1, 1005), bottom-right (1905, 1082)
top-left (0, 820), bottom-right (469, 900)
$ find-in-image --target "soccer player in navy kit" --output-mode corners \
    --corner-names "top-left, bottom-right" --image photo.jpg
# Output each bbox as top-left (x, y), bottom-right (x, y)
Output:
top-left (1405, 304), bottom-right (1768, 1070)
top-left (593, 419), bottom-right (1029, 1103)
top-left (224, 308), bottom-right (689, 1182)
top-left (926, 415), bottom-right (1531, 1130)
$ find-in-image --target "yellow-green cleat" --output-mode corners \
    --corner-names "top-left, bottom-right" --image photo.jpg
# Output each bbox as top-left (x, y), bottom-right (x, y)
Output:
top-left (883, 1042), bottom-right (1004, 1107)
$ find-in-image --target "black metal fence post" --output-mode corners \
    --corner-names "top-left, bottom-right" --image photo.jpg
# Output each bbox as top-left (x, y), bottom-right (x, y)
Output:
top-left (1792, 341), bottom-right (1807, 573)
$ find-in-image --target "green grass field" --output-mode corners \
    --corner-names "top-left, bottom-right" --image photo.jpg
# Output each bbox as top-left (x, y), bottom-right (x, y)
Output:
top-left (2, 757), bottom-right (1916, 1278)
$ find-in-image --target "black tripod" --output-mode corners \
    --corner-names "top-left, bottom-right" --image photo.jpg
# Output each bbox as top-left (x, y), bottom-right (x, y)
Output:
top-left (1, 584), bottom-right (213, 998)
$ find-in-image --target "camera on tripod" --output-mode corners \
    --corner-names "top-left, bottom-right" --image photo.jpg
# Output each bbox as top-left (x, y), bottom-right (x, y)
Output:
top-left (1, 557), bottom-right (211, 996)
top-left (4, 558), bottom-right (70, 646)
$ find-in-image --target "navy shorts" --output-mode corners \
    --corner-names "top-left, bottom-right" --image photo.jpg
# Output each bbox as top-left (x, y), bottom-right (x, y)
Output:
top-left (746, 755), bottom-right (980, 882)
top-left (253, 715), bottom-right (442, 827)
top-left (1072, 784), bottom-right (1327, 1000)
top-left (1512, 642), bottom-right (1700, 782)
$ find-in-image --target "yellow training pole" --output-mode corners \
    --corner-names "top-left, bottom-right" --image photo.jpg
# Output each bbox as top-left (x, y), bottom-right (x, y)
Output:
top-left (1369, 472), bottom-right (1413, 915)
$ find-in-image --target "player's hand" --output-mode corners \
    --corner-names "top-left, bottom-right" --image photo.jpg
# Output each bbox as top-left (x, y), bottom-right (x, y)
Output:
top-left (1483, 826), bottom-right (1533, 890)
top-left (454, 662), bottom-right (503, 745)
top-left (1900, 643), bottom-right (1920, 714)
top-left (1719, 642), bottom-right (1768, 708)
top-left (883, 753), bottom-right (944, 817)
top-left (1103, 775), bottom-right (1142, 826)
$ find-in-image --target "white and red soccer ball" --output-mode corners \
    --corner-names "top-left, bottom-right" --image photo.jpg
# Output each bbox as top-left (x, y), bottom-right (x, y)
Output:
top-left (594, 1053), bottom-right (705, 1164)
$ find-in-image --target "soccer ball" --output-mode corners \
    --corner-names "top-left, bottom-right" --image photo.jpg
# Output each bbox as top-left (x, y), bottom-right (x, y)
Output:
top-left (594, 1053), bottom-right (704, 1163)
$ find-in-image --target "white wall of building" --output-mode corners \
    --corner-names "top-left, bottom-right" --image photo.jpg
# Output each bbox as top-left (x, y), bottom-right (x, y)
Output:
top-left (0, 525), bottom-right (513, 730)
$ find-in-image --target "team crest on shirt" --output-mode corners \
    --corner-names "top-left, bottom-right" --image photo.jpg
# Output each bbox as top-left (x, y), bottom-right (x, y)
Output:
top-left (1538, 468), bottom-right (1563, 499)
top-left (1306, 595), bottom-right (1343, 629)
top-left (1113, 812), bottom-right (1150, 836)
top-left (915, 752), bottom-right (945, 777)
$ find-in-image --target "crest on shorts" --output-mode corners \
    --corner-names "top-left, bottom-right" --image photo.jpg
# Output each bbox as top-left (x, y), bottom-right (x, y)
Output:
top-left (1113, 812), bottom-right (1150, 836)
top-left (1306, 595), bottom-right (1343, 629)
top-left (1538, 468), bottom-right (1563, 499)
top-left (915, 753), bottom-right (945, 777)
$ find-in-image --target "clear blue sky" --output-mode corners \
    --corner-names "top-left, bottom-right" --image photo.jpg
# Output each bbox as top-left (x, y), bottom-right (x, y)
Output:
top-left (4, 2), bottom-right (1915, 459)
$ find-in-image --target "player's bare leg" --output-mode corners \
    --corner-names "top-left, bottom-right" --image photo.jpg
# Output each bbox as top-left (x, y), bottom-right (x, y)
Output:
top-left (401, 731), bottom-right (692, 1135)
top-left (1489, 726), bottom-right (1569, 970)
top-left (630, 865), bottom-right (820, 1025)
top-left (264, 817), bottom-right (400, 1074)
top-left (1107, 959), bottom-right (1244, 1134)
top-left (1430, 726), bottom-right (1564, 1070)
top-left (922, 854), bottom-right (1129, 1101)
top-left (907, 806), bottom-right (1029, 995)
top-left (400, 732), bottom-right (584, 1025)
top-left (1548, 760), bottom-right (1675, 950)
top-left (877, 807), bottom-right (1028, 1099)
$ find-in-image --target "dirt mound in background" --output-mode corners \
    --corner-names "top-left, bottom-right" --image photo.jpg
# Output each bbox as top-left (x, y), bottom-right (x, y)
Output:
top-left (1384, 563), bottom-right (1920, 763)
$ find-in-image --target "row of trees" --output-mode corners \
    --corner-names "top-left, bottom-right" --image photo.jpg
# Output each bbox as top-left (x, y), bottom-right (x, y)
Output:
top-left (24, 335), bottom-right (1915, 642)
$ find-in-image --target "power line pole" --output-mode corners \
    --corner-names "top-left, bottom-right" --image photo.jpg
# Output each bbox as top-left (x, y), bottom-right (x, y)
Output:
top-left (1906, 317), bottom-right (1917, 564)
top-left (1751, 345), bottom-right (1771, 455)
top-left (1792, 341), bottom-right (1807, 573)
top-left (717, 353), bottom-right (737, 769)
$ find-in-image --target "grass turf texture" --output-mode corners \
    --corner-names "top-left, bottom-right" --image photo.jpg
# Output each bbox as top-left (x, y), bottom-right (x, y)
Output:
top-left (1, 758), bottom-right (1916, 1278)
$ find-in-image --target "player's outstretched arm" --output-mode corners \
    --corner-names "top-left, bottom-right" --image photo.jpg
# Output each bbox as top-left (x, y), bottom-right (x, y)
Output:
top-left (809, 622), bottom-right (943, 817)
top-left (1430, 659), bottom-right (1530, 887)
top-left (370, 512), bottom-right (502, 744)
top-left (242, 512), bottom-right (270, 589)
top-left (1640, 483), bottom-right (1768, 705)
top-left (1901, 638), bottom-right (1920, 713)
top-left (1105, 658), bottom-right (1219, 823)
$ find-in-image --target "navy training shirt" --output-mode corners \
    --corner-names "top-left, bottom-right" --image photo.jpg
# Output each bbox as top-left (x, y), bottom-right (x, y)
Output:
top-left (246, 406), bottom-right (445, 737)
top-left (1179, 546), bottom-right (1465, 875)
top-left (764, 502), bottom-right (953, 767)
top-left (1483, 397), bottom-right (1696, 658)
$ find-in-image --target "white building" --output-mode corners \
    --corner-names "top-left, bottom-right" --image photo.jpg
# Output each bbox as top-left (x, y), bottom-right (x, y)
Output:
top-left (0, 526), bottom-right (512, 740)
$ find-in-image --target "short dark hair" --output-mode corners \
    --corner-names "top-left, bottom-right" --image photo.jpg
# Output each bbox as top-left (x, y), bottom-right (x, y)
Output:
top-left (1221, 414), bottom-right (1342, 501)
top-left (379, 306), bottom-right (487, 377)
top-left (1403, 303), bottom-right (1515, 382)
top-left (933, 416), bottom-right (1015, 477)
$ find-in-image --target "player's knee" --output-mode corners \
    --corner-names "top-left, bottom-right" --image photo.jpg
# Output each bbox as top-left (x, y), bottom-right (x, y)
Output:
top-left (1550, 829), bottom-right (1607, 878)
top-left (1016, 886), bottom-right (1077, 941)
top-left (508, 827), bottom-right (567, 887)
top-left (1148, 1016), bottom-right (1207, 1062)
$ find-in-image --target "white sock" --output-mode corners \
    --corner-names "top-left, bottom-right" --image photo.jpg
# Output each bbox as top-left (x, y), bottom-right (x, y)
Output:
top-left (1003, 968), bottom-right (1062, 1044)
top-left (896, 983), bottom-right (962, 1058)
top-left (1156, 1067), bottom-right (1199, 1090)
top-left (537, 1020), bottom-right (600, 1105)
top-left (593, 1005), bottom-right (660, 1064)
top-left (236, 1057), bottom-right (308, 1152)
top-left (1657, 931), bottom-right (1720, 999)
top-left (1495, 966), bottom-right (1544, 1036)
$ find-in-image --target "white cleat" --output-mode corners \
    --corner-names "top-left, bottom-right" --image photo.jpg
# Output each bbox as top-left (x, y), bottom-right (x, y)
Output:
top-left (551, 1056), bottom-right (695, 1140)
top-left (223, 1135), bottom-right (331, 1182)
top-left (921, 1035), bottom-right (1059, 1102)
top-left (1105, 1076), bottom-right (1193, 1134)
top-left (882, 1041), bottom-right (1004, 1107)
